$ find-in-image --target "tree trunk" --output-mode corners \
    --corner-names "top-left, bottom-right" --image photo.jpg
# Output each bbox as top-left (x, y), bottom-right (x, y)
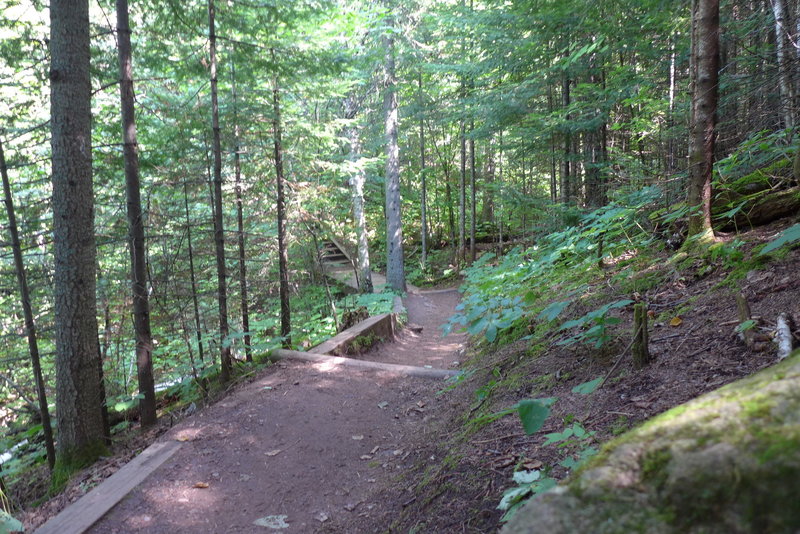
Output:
top-left (521, 156), bottom-right (528, 238)
top-left (0, 137), bottom-right (56, 470)
top-left (383, 17), bottom-right (406, 292)
top-left (459, 111), bottom-right (467, 263)
top-left (272, 50), bottom-right (292, 346)
top-left (208, 0), bottom-right (232, 379)
top-left (667, 35), bottom-right (678, 178)
top-left (482, 137), bottom-right (495, 223)
top-left (548, 84), bottom-right (558, 203)
top-left (183, 179), bottom-right (205, 365)
top-left (686, 0), bottom-right (720, 239)
top-left (418, 73), bottom-right (428, 269)
top-left (345, 94), bottom-right (374, 293)
top-left (50, 0), bottom-right (107, 476)
top-left (772, 0), bottom-right (796, 128)
top-left (497, 131), bottom-right (504, 250)
top-left (231, 60), bottom-right (252, 362)
top-left (561, 74), bottom-right (572, 206)
top-left (469, 120), bottom-right (477, 262)
top-left (116, 0), bottom-right (157, 427)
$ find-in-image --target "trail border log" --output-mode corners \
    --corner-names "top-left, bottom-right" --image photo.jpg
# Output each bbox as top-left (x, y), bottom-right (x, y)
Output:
top-left (269, 349), bottom-right (459, 379)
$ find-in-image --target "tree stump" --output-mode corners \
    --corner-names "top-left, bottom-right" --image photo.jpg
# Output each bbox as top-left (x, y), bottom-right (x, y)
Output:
top-left (632, 303), bottom-right (651, 369)
top-left (736, 292), bottom-right (757, 349)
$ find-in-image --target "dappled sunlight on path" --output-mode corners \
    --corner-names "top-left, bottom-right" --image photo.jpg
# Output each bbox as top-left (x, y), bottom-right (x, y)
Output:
top-left (87, 290), bottom-right (465, 534)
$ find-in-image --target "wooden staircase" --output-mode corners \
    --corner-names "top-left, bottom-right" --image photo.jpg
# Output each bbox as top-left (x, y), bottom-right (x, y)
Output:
top-left (318, 236), bottom-right (420, 294)
top-left (319, 240), bottom-right (351, 270)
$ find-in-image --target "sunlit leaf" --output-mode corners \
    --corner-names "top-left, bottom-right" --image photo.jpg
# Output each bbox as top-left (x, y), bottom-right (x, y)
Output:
top-left (253, 515), bottom-right (290, 529)
top-left (512, 469), bottom-right (541, 484)
top-left (759, 223), bottom-right (800, 255)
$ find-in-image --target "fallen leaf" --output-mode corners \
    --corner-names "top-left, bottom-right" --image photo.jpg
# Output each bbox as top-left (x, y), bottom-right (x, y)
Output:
top-left (522, 459), bottom-right (543, 470)
top-left (492, 455), bottom-right (516, 468)
top-left (253, 515), bottom-right (289, 529)
top-left (669, 317), bottom-right (683, 327)
top-left (265, 449), bottom-right (282, 457)
top-left (416, 401), bottom-right (426, 408)
top-left (360, 455), bottom-right (373, 460)
top-left (193, 482), bottom-right (210, 488)
top-left (351, 435), bottom-right (364, 441)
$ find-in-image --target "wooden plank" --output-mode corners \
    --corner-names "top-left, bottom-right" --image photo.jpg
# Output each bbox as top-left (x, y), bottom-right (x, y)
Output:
top-left (310, 313), bottom-right (394, 355)
top-left (35, 440), bottom-right (182, 534)
top-left (270, 349), bottom-right (460, 379)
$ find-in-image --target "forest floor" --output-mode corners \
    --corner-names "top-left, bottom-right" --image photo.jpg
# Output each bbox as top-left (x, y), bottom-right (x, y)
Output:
top-left (18, 220), bottom-right (800, 533)
top-left (21, 289), bottom-right (467, 533)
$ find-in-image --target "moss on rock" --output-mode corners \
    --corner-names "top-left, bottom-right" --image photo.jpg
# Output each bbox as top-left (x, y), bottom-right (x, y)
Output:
top-left (502, 351), bottom-right (800, 534)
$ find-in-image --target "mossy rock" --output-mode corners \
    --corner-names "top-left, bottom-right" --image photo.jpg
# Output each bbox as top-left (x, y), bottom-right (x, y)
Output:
top-left (502, 351), bottom-right (800, 534)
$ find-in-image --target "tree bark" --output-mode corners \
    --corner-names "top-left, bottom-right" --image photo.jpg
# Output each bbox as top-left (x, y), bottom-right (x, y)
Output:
top-left (50, 0), bottom-right (107, 472)
top-left (231, 60), bottom-right (252, 362)
top-left (469, 121), bottom-right (477, 262)
top-left (772, 0), bottom-right (796, 128)
top-left (116, 0), bottom-right (157, 427)
top-left (272, 50), bottom-right (292, 346)
top-left (183, 179), bottom-right (205, 365)
top-left (418, 72), bottom-right (428, 269)
top-left (383, 17), bottom-right (406, 292)
top-left (0, 137), bottom-right (56, 470)
top-left (561, 74), bottom-right (572, 206)
top-left (345, 94), bottom-right (374, 293)
top-left (548, 85), bottom-right (558, 203)
top-left (686, 0), bottom-right (720, 239)
top-left (208, 0), bottom-right (233, 379)
top-left (459, 110), bottom-right (467, 262)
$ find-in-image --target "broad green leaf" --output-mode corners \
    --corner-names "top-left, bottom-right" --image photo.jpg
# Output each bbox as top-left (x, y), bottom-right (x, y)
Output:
top-left (497, 486), bottom-right (531, 510)
top-left (516, 399), bottom-right (551, 435)
top-left (572, 423), bottom-right (587, 438)
top-left (759, 223), bottom-right (800, 255)
top-left (485, 324), bottom-right (498, 342)
top-left (0, 510), bottom-right (24, 533)
top-left (512, 469), bottom-right (541, 484)
top-left (543, 427), bottom-right (574, 445)
top-left (468, 316), bottom-right (489, 335)
top-left (538, 300), bottom-right (572, 322)
top-left (572, 377), bottom-right (602, 395)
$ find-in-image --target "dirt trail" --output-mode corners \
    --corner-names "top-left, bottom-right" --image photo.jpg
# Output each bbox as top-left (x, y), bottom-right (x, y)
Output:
top-left (87, 290), bottom-right (464, 534)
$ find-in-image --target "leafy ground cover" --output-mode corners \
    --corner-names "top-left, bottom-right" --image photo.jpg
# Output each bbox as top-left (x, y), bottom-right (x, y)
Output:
top-left (351, 213), bottom-right (800, 532)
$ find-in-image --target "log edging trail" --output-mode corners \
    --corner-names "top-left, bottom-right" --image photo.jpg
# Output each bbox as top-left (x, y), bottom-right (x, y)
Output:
top-left (269, 348), bottom-right (460, 379)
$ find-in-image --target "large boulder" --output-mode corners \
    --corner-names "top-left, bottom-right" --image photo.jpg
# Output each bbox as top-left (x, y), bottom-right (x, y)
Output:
top-left (502, 351), bottom-right (800, 534)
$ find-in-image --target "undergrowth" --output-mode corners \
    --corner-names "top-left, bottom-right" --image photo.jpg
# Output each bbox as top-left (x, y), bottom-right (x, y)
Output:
top-left (443, 186), bottom-right (665, 350)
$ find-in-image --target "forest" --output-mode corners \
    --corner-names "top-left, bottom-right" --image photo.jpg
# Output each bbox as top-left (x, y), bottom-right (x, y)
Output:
top-left (1, 0), bottom-right (800, 531)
